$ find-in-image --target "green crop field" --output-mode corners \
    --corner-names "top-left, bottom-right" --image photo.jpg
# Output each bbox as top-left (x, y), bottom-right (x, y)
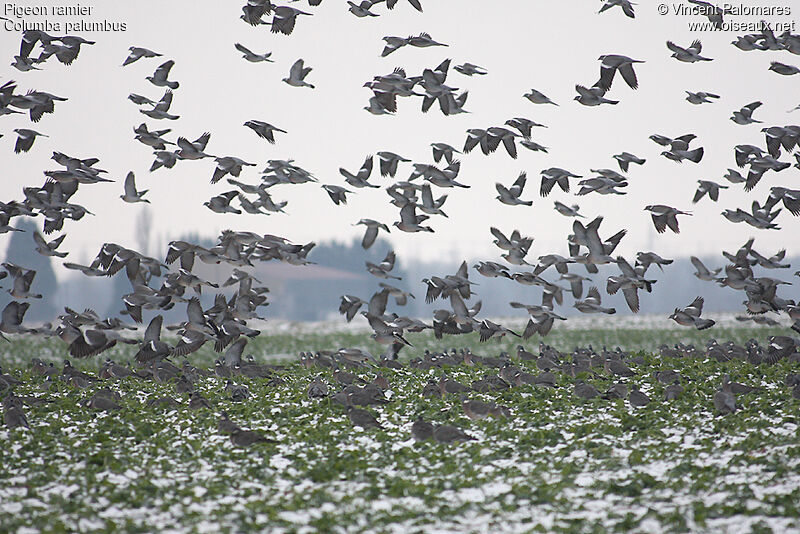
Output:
top-left (1, 322), bottom-right (799, 533)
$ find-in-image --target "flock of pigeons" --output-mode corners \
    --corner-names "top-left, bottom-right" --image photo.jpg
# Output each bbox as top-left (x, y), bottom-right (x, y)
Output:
top-left (2, 1), bottom-right (800, 436)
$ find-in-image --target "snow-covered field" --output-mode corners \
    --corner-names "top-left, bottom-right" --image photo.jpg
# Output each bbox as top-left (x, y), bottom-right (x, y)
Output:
top-left (2, 326), bottom-right (799, 533)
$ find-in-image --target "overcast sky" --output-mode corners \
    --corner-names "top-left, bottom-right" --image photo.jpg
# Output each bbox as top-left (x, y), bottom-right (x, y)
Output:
top-left (1, 0), bottom-right (798, 274)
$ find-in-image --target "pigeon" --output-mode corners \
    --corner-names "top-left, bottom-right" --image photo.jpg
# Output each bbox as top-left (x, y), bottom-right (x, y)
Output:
top-left (307, 376), bottom-right (328, 398)
top-left (411, 416), bottom-right (434, 441)
top-left (597, 54), bottom-right (644, 91)
top-left (354, 219), bottom-right (390, 249)
top-left (140, 89), bottom-right (179, 120)
top-left (431, 143), bottom-right (460, 164)
top-left (234, 43), bottom-right (273, 63)
top-left (613, 152), bottom-right (645, 172)
top-left (454, 63), bottom-right (487, 76)
top-left (644, 205), bottom-right (691, 234)
top-left (574, 287), bottom-right (616, 315)
top-left (13, 129), bottom-right (47, 153)
top-left (32, 232), bottom-right (67, 258)
top-left (628, 388), bottom-right (650, 407)
top-left (283, 59), bottom-right (314, 88)
top-left (433, 424), bottom-right (475, 443)
top-left (340, 155), bottom-right (378, 188)
top-left (230, 428), bottom-right (276, 446)
top-left (598, 0), bottom-right (635, 18)
top-left (348, 1), bottom-right (380, 17)
top-left (386, 0), bottom-right (423, 11)
top-left (376, 151), bottom-right (411, 177)
top-left (346, 406), bottom-right (383, 429)
top-left (693, 180), bottom-right (727, 203)
top-left (524, 89), bottom-right (557, 106)
top-left (540, 168), bottom-right (581, 196)
top-left (505, 117), bottom-right (547, 138)
top-left (322, 184), bottom-right (352, 206)
top-left (574, 84), bottom-right (618, 106)
top-left (667, 40), bottom-right (712, 62)
top-left (204, 191), bottom-right (241, 214)
top-left (270, 7), bottom-right (312, 36)
top-left (244, 120), bottom-right (286, 143)
top-left (496, 172), bottom-right (533, 206)
top-left (713, 375), bottom-right (737, 414)
top-left (120, 172), bottom-right (149, 203)
top-left (553, 201), bottom-right (584, 218)
top-left (769, 62), bottom-right (800, 76)
top-left (122, 46), bottom-right (162, 66)
top-left (176, 132), bottom-right (212, 160)
top-left (669, 297), bottom-right (715, 330)
top-left (407, 33), bottom-right (447, 48)
top-left (730, 101), bottom-right (762, 125)
top-left (212, 157), bottom-right (256, 184)
top-left (146, 60), bottom-right (179, 89)
top-left (574, 381), bottom-right (599, 399)
top-left (685, 91), bottom-right (720, 104)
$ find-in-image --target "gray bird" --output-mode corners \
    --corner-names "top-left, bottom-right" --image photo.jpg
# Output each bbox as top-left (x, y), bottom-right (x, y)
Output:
top-left (230, 428), bottom-right (276, 446)
top-left (713, 375), bottom-right (736, 414)
top-left (411, 416), bottom-right (434, 441)
top-left (540, 168), bottom-right (581, 196)
top-left (769, 62), bottom-right (800, 76)
top-left (346, 406), bottom-right (383, 429)
top-left (433, 424), bottom-right (475, 443)
top-left (574, 381), bottom-right (599, 399)
top-left (244, 120), bottom-right (286, 143)
top-left (730, 101), bottom-right (762, 125)
top-left (598, 0), bottom-right (635, 18)
top-left (32, 231), bottom-right (67, 258)
top-left (693, 180), bottom-right (727, 203)
top-left (431, 143), bottom-right (460, 164)
top-left (146, 60), bottom-right (179, 89)
top-left (496, 172), bottom-right (532, 206)
top-left (120, 172), bottom-right (149, 203)
top-left (234, 43), bottom-right (273, 63)
top-left (664, 383), bottom-right (684, 400)
top-left (685, 91), bottom-right (719, 104)
top-left (644, 205), bottom-right (691, 234)
top-left (667, 40), bottom-right (712, 62)
top-left (506, 117), bottom-right (547, 138)
top-left (283, 59), bottom-right (315, 88)
top-left (348, 1), bottom-right (380, 17)
top-left (204, 191), bottom-right (241, 214)
top-left (376, 151), bottom-right (410, 177)
top-left (628, 388), bottom-right (650, 407)
top-left (553, 201), bottom-right (584, 218)
top-left (176, 132), bottom-right (212, 160)
top-left (122, 46), bottom-right (162, 66)
top-left (340, 155), bottom-right (378, 188)
top-left (307, 376), bottom-right (328, 398)
top-left (574, 287), bottom-right (616, 315)
top-left (354, 218), bottom-right (390, 249)
top-left (669, 296), bottom-right (715, 330)
top-left (597, 54), bottom-right (644, 91)
top-left (13, 128), bottom-right (47, 153)
top-left (613, 152), bottom-right (645, 172)
top-left (524, 89), bottom-right (558, 106)
top-left (322, 184), bottom-right (352, 206)
top-left (454, 63), bottom-right (487, 76)
top-left (574, 84), bottom-right (618, 106)
top-left (140, 89), bottom-right (179, 120)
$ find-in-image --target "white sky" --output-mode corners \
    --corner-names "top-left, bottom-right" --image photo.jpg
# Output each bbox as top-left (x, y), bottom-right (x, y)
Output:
top-left (1, 0), bottom-right (799, 273)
